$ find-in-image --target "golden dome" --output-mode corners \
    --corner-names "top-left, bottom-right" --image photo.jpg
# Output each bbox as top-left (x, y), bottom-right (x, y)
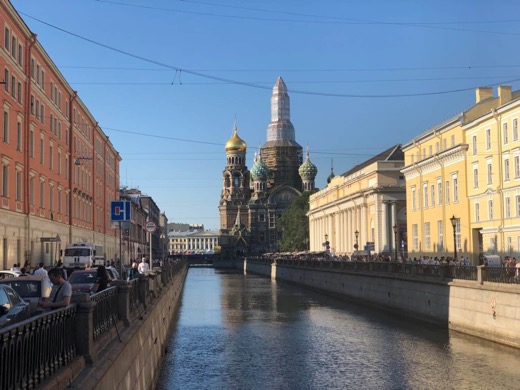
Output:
top-left (225, 127), bottom-right (247, 152)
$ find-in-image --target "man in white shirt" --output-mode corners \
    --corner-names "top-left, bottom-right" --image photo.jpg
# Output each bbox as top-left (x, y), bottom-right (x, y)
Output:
top-left (138, 257), bottom-right (149, 274)
top-left (33, 262), bottom-right (48, 276)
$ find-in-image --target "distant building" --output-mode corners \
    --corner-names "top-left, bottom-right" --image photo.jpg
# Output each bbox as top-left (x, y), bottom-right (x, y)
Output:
top-left (218, 77), bottom-right (318, 258)
top-left (167, 223), bottom-right (204, 232)
top-left (308, 146), bottom-right (406, 257)
top-left (168, 230), bottom-right (219, 255)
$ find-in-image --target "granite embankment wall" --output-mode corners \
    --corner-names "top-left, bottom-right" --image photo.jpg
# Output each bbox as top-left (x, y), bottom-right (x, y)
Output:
top-left (245, 259), bottom-right (520, 349)
top-left (69, 264), bottom-right (188, 390)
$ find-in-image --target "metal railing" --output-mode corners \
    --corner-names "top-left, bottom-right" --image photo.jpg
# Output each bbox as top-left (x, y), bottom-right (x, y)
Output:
top-left (0, 306), bottom-right (77, 390)
top-left (91, 286), bottom-right (119, 341)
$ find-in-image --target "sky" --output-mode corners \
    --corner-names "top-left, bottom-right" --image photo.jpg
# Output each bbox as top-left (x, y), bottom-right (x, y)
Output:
top-left (10, 0), bottom-right (520, 230)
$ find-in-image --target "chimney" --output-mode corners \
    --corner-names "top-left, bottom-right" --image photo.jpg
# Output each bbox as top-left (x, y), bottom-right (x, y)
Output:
top-left (476, 87), bottom-right (493, 103)
top-left (498, 85), bottom-right (512, 106)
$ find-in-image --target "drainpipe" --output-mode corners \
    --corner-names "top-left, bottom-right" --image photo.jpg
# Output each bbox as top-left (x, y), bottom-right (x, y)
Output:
top-left (492, 108), bottom-right (504, 255)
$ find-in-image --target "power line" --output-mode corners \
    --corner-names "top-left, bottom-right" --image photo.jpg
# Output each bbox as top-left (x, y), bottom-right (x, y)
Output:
top-left (18, 12), bottom-right (520, 98)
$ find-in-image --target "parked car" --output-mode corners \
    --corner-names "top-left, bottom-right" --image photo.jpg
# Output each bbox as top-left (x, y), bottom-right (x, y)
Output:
top-left (0, 270), bottom-right (21, 280)
top-left (0, 285), bottom-right (31, 328)
top-left (0, 276), bottom-right (52, 314)
top-left (106, 266), bottom-right (125, 281)
top-left (68, 270), bottom-right (97, 293)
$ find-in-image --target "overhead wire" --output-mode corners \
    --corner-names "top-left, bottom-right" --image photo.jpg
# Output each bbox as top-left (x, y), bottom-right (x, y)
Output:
top-left (17, 12), bottom-right (520, 98)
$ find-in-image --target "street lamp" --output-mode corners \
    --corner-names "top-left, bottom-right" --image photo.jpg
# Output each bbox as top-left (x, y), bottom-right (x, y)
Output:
top-left (450, 215), bottom-right (457, 261)
top-left (354, 230), bottom-right (359, 250)
top-left (324, 234), bottom-right (329, 253)
top-left (393, 225), bottom-right (398, 262)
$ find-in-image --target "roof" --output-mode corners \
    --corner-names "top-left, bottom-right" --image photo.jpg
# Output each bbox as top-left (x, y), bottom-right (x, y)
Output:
top-left (339, 144), bottom-right (403, 178)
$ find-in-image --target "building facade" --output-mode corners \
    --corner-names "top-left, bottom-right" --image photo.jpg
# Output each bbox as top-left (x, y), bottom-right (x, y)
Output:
top-left (219, 77), bottom-right (317, 257)
top-left (308, 145), bottom-right (406, 257)
top-left (168, 229), bottom-right (219, 255)
top-left (0, 1), bottom-right (121, 267)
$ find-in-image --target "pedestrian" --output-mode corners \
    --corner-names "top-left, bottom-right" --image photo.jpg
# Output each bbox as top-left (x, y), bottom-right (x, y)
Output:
top-left (138, 257), bottom-right (149, 274)
top-left (91, 265), bottom-right (110, 294)
top-left (56, 260), bottom-right (68, 280)
top-left (40, 267), bottom-right (72, 309)
top-left (128, 261), bottom-right (139, 281)
top-left (33, 262), bottom-right (48, 276)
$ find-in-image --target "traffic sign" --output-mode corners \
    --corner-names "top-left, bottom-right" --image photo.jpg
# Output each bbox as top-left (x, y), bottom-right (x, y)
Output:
top-left (145, 221), bottom-right (157, 233)
top-left (111, 201), bottom-right (131, 222)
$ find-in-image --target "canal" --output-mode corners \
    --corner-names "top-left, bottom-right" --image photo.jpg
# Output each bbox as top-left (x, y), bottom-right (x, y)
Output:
top-left (156, 268), bottom-right (519, 390)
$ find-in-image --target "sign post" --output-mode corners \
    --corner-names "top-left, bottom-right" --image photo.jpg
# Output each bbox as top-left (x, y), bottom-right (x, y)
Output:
top-left (145, 221), bottom-right (157, 268)
top-left (111, 201), bottom-right (131, 277)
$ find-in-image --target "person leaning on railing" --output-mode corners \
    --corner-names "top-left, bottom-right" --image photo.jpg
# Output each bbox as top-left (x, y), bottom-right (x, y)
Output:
top-left (39, 267), bottom-right (72, 309)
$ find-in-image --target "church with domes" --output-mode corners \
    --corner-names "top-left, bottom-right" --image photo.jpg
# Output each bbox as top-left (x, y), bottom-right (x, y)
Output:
top-left (218, 77), bottom-right (318, 257)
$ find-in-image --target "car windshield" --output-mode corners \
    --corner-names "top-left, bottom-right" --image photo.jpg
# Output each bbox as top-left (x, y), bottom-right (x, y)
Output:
top-left (69, 272), bottom-right (96, 284)
top-left (3, 281), bottom-right (41, 298)
top-left (64, 248), bottom-right (91, 257)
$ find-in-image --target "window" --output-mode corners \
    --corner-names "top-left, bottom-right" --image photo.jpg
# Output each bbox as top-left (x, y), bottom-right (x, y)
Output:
top-left (486, 129), bottom-right (491, 150)
top-left (412, 224), bottom-right (418, 250)
top-left (2, 164), bottom-right (8, 197)
top-left (487, 163), bottom-right (493, 185)
top-left (430, 184), bottom-right (435, 207)
top-left (489, 199), bottom-right (494, 220)
top-left (515, 156), bottom-right (520, 178)
top-left (437, 181), bottom-right (442, 205)
top-left (503, 123), bottom-right (509, 144)
top-left (40, 181), bottom-right (44, 208)
top-left (423, 183), bottom-right (428, 208)
top-left (451, 135), bottom-right (455, 147)
top-left (437, 220), bottom-right (443, 251)
top-left (16, 121), bottom-right (21, 151)
top-left (17, 82), bottom-right (21, 103)
top-left (39, 138), bottom-right (44, 164)
top-left (429, 145), bottom-right (432, 156)
top-left (65, 156), bottom-right (68, 180)
top-left (17, 43), bottom-right (22, 66)
top-left (411, 187), bottom-right (416, 211)
top-left (3, 69), bottom-right (8, 92)
top-left (475, 203), bottom-right (480, 222)
top-left (49, 186), bottom-right (53, 212)
top-left (49, 145), bottom-right (53, 170)
top-left (29, 130), bottom-right (34, 158)
top-left (505, 159), bottom-right (510, 181)
top-left (443, 139), bottom-right (447, 151)
top-left (453, 176), bottom-right (459, 202)
top-left (514, 119), bottom-right (518, 141)
top-left (445, 181), bottom-right (450, 203)
top-left (472, 136), bottom-right (477, 155)
top-left (424, 222), bottom-right (431, 250)
top-left (29, 176), bottom-right (34, 205)
top-left (4, 27), bottom-right (9, 49)
top-left (454, 218), bottom-right (461, 250)
top-left (473, 167), bottom-right (479, 188)
top-left (506, 197), bottom-right (511, 218)
top-left (16, 170), bottom-right (21, 201)
top-left (3, 111), bottom-right (8, 143)
top-left (517, 195), bottom-right (520, 216)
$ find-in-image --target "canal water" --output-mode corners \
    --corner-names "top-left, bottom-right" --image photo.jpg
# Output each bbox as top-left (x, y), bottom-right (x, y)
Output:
top-left (156, 268), bottom-right (519, 390)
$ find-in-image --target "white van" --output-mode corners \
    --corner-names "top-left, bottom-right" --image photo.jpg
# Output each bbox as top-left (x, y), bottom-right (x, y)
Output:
top-left (483, 255), bottom-right (502, 267)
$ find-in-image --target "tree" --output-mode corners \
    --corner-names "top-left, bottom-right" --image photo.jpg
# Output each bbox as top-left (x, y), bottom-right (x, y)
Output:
top-left (279, 191), bottom-right (315, 252)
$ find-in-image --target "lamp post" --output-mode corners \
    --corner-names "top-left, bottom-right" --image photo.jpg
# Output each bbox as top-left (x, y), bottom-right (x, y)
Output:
top-left (393, 225), bottom-right (398, 262)
top-left (354, 230), bottom-right (359, 250)
top-left (324, 234), bottom-right (329, 253)
top-left (450, 215), bottom-right (457, 261)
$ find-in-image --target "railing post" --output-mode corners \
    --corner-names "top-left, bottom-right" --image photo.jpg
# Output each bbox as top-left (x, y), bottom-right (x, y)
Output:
top-left (72, 293), bottom-right (97, 365)
top-left (138, 274), bottom-right (149, 308)
top-left (112, 280), bottom-right (131, 326)
top-left (477, 265), bottom-right (485, 284)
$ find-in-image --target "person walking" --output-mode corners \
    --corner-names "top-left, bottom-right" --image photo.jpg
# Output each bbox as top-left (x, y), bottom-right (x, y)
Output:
top-left (138, 257), bottom-right (149, 274)
top-left (40, 267), bottom-right (72, 309)
top-left (128, 261), bottom-right (139, 281)
top-left (91, 265), bottom-right (110, 294)
top-left (33, 262), bottom-right (48, 276)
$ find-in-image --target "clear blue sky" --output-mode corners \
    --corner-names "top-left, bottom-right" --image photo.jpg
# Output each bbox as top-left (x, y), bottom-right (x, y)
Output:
top-left (12, 0), bottom-right (520, 230)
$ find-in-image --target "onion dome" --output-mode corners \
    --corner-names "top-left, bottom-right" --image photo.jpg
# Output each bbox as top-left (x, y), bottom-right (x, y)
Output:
top-left (251, 152), bottom-right (269, 179)
top-left (225, 125), bottom-right (247, 152)
top-left (299, 150), bottom-right (318, 180)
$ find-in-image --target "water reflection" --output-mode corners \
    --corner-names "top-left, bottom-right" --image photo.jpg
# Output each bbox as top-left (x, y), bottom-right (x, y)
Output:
top-left (157, 268), bottom-right (519, 390)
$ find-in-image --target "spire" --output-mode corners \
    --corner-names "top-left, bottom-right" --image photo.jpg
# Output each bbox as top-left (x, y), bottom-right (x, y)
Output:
top-left (327, 158), bottom-right (335, 184)
top-left (266, 76), bottom-right (296, 143)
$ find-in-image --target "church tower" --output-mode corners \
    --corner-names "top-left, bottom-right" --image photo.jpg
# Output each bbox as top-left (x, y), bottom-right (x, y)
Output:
top-left (261, 77), bottom-right (303, 190)
top-left (219, 124), bottom-right (251, 230)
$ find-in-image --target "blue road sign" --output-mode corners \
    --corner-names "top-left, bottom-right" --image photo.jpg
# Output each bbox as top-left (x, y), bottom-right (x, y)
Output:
top-left (111, 201), bottom-right (131, 222)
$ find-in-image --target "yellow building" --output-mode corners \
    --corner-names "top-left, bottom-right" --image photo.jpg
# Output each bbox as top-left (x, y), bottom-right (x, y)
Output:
top-left (308, 145), bottom-right (406, 257)
top-left (401, 114), bottom-right (468, 261)
top-left (464, 86), bottom-right (520, 260)
top-left (402, 86), bottom-right (520, 263)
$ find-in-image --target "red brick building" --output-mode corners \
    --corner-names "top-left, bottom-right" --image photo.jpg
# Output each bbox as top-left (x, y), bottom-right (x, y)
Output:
top-left (0, 1), bottom-right (121, 267)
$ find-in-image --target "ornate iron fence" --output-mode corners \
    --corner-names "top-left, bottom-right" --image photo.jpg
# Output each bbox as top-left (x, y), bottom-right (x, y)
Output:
top-left (91, 287), bottom-right (119, 341)
top-left (0, 306), bottom-right (76, 390)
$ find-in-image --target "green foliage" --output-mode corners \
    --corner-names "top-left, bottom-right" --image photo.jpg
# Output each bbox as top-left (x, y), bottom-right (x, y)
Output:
top-left (278, 191), bottom-right (315, 252)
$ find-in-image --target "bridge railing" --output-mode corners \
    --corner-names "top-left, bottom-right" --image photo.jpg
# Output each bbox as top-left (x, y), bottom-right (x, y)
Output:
top-left (0, 258), bottom-right (187, 388)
